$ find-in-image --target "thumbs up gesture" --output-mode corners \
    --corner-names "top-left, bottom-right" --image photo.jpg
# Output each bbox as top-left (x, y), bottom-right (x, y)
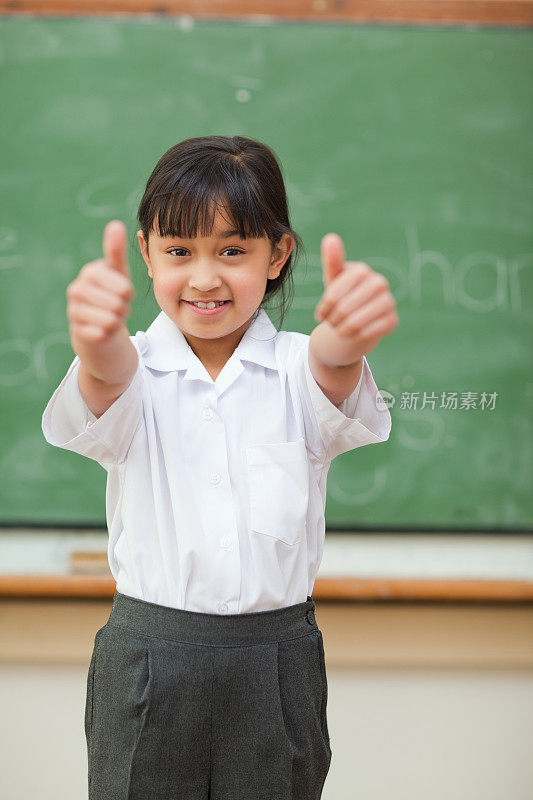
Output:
top-left (67, 220), bottom-right (135, 345)
top-left (313, 233), bottom-right (398, 367)
top-left (102, 219), bottom-right (131, 277)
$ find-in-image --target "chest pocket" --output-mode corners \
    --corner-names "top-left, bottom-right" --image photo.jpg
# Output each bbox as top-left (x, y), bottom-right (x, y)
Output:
top-left (246, 438), bottom-right (309, 546)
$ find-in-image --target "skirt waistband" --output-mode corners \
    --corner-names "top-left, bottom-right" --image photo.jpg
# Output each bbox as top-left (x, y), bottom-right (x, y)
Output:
top-left (106, 592), bottom-right (318, 647)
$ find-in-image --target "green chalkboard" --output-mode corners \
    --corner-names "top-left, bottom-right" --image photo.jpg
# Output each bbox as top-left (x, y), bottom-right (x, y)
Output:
top-left (1, 17), bottom-right (531, 529)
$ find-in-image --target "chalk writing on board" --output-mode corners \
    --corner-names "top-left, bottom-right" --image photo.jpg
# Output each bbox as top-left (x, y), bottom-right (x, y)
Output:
top-left (76, 175), bottom-right (125, 219)
top-left (0, 333), bottom-right (70, 387)
top-left (329, 466), bottom-right (389, 506)
top-left (396, 410), bottom-right (445, 452)
top-left (291, 224), bottom-right (530, 314)
top-left (0, 227), bottom-right (23, 271)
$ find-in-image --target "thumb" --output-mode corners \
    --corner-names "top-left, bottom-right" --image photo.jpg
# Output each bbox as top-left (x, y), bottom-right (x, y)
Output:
top-left (103, 220), bottom-right (130, 275)
top-left (320, 233), bottom-right (346, 287)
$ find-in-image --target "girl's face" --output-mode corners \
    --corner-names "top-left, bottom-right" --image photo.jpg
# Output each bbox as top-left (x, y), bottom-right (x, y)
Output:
top-left (137, 208), bottom-right (294, 356)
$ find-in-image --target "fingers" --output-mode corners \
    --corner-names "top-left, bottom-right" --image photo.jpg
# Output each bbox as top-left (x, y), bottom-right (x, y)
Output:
top-left (67, 221), bottom-right (134, 348)
top-left (315, 261), bottom-right (369, 322)
top-left (355, 309), bottom-right (399, 345)
top-left (66, 256), bottom-right (135, 345)
top-left (68, 300), bottom-right (129, 333)
top-left (102, 220), bottom-right (130, 275)
top-left (318, 268), bottom-right (390, 327)
top-left (70, 323), bottom-right (109, 344)
top-left (73, 279), bottom-right (132, 318)
top-left (334, 292), bottom-right (397, 338)
top-left (80, 260), bottom-right (134, 299)
top-left (320, 233), bottom-right (346, 288)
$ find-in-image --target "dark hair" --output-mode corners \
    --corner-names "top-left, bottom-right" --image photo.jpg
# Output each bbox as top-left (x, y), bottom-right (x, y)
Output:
top-left (136, 135), bottom-right (305, 330)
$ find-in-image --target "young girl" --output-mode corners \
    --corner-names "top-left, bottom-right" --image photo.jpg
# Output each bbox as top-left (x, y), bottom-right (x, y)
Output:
top-left (42, 135), bottom-right (397, 800)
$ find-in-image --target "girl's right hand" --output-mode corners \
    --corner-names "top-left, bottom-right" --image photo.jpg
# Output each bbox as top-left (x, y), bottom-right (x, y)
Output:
top-left (66, 220), bottom-right (135, 345)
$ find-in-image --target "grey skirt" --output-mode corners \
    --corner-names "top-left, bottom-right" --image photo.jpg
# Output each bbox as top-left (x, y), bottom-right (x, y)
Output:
top-left (85, 591), bottom-right (332, 800)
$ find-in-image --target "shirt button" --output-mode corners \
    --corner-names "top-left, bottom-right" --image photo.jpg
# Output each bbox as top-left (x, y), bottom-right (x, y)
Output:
top-left (218, 602), bottom-right (228, 614)
top-left (209, 472), bottom-right (221, 484)
top-left (219, 536), bottom-right (231, 548)
top-left (202, 408), bottom-right (214, 420)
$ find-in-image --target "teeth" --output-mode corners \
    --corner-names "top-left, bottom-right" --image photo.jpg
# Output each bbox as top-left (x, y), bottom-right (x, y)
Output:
top-left (191, 301), bottom-right (226, 309)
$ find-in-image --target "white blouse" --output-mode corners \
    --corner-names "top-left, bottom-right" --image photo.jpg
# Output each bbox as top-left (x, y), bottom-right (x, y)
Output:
top-left (41, 307), bottom-right (392, 614)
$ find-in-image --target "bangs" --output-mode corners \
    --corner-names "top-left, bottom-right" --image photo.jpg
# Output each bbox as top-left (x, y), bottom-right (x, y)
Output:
top-left (148, 161), bottom-right (273, 242)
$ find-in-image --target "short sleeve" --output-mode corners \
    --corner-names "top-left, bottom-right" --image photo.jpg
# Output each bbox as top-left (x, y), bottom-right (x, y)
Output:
top-left (295, 338), bottom-right (392, 463)
top-left (41, 347), bottom-right (143, 467)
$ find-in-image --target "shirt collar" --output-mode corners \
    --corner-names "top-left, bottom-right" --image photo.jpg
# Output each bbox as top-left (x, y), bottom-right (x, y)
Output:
top-left (137, 306), bottom-right (278, 374)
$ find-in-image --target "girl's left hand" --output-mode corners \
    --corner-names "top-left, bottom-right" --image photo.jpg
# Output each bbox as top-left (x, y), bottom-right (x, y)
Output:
top-left (314, 233), bottom-right (399, 367)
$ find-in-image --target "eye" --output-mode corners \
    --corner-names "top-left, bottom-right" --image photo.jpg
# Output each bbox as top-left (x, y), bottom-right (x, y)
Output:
top-left (167, 247), bottom-right (244, 257)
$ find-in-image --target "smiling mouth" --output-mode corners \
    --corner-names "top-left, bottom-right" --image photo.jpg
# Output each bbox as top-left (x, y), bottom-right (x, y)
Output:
top-left (184, 300), bottom-right (231, 308)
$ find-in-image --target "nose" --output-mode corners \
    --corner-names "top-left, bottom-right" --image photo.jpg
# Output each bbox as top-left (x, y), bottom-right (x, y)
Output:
top-left (188, 260), bottom-right (223, 292)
